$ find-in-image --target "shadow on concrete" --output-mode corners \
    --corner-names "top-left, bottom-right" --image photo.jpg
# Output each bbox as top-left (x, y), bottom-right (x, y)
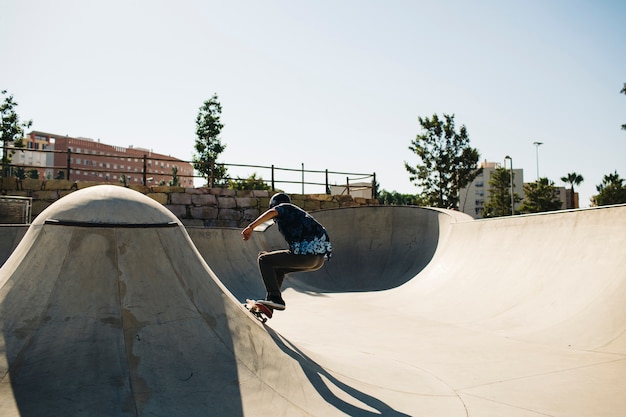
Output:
top-left (268, 328), bottom-right (411, 417)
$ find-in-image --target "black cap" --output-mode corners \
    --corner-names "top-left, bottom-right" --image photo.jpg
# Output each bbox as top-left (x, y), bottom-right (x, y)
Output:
top-left (269, 193), bottom-right (291, 208)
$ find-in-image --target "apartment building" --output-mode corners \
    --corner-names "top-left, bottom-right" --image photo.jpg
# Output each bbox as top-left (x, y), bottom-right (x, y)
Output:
top-left (11, 132), bottom-right (55, 179)
top-left (459, 161), bottom-right (525, 219)
top-left (15, 131), bottom-right (194, 186)
top-left (460, 160), bottom-right (578, 218)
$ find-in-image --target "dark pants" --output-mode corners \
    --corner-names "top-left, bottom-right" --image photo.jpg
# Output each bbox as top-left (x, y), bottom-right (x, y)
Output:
top-left (258, 250), bottom-right (325, 299)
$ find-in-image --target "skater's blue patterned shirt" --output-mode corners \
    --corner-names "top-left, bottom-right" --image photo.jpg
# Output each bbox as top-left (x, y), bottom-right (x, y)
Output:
top-left (273, 203), bottom-right (332, 260)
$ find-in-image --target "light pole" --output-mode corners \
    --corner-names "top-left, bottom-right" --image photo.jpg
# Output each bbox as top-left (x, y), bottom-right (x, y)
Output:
top-left (533, 141), bottom-right (543, 181)
top-left (504, 156), bottom-right (514, 215)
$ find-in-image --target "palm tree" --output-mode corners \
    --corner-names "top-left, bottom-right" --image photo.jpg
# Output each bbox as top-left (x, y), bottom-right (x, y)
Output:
top-left (561, 172), bottom-right (584, 209)
top-left (592, 171), bottom-right (626, 206)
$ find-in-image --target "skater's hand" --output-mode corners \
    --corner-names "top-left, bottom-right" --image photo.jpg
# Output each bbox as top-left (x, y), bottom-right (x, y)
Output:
top-left (241, 209), bottom-right (278, 241)
top-left (242, 226), bottom-right (253, 241)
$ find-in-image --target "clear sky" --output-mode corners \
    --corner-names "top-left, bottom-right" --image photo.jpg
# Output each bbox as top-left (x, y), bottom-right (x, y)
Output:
top-left (2, 0), bottom-right (624, 206)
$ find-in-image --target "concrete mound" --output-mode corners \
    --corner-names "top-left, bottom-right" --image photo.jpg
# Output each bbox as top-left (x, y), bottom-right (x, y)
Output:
top-left (0, 186), bottom-right (339, 416)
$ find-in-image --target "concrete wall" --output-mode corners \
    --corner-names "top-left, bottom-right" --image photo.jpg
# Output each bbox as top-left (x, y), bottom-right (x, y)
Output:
top-left (0, 178), bottom-right (378, 227)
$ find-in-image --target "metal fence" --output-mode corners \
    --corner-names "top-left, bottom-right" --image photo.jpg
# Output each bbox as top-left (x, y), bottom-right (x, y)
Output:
top-left (0, 196), bottom-right (32, 224)
top-left (2, 148), bottom-right (377, 198)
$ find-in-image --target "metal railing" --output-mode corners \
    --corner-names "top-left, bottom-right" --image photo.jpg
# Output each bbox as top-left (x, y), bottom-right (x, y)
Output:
top-left (0, 196), bottom-right (32, 224)
top-left (224, 162), bottom-right (376, 197)
top-left (1, 148), bottom-right (377, 198)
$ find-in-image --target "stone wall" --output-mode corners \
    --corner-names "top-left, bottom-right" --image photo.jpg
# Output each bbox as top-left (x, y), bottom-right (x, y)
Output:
top-left (0, 178), bottom-right (378, 227)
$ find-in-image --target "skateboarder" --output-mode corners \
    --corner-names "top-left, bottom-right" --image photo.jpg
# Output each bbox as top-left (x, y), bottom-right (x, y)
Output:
top-left (241, 193), bottom-right (332, 310)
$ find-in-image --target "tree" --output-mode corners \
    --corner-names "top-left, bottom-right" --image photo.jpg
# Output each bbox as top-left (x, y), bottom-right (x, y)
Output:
top-left (482, 167), bottom-right (522, 217)
top-left (376, 189), bottom-right (424, 206)
top-left (1, 90), bottom-right (32, 178)
top-left (561, 172), bottom-right (584, 209)
top-left (404, 113), bottom-right (481, 209)
top-left (229, 173), bottom-right (271, 191)
top-left (591, 171), bottom-right (626, 206)
top-left (15, 166), bottom-right (25, 180)
top-left (518, 177), bottom-right (562, 213)
top-left (168, 166), bottom-right (180, 187)
top-left (193, 94), bottom-right (227, 187)
top-left (561, 172), bottom-right (584, 194)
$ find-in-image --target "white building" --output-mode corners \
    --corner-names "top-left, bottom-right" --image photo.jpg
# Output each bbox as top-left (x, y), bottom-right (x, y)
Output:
top-left (329, 182), bottom-right (374, 199)
top-left (459, 161), bottom-right (525, 219)
top-left (11, 134), bottom-right (55, 179)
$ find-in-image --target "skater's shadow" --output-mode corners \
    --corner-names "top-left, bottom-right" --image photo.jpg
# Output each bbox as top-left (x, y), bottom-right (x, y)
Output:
top-left (267, 328), bottom-right (411, 417)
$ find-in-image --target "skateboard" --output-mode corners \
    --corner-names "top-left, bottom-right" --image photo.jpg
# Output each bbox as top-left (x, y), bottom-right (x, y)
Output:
top-left (244, 299), bottom-right (273, 323)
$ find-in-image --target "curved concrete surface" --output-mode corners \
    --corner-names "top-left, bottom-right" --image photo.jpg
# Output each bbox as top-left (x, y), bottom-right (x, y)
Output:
top-left (0, 185), bottom-right (624, 416)
top-left (190, 204), bottom-right (626, 416)
top-left (0, 226), bottom-right (27, 267)
top-left (285, 206), bottom-right (626, 416)
top-left (0, 186), bottom-right (350, 416)
top-left (188, 206), bottom-right (470, 296)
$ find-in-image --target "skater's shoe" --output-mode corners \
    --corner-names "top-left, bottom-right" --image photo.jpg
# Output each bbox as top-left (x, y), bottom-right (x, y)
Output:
top-left (258, 297), bottom-right (286, 311)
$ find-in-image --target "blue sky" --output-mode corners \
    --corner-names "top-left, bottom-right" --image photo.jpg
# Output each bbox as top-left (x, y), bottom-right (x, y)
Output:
top-left (1, 0), bottom-right (624, 206)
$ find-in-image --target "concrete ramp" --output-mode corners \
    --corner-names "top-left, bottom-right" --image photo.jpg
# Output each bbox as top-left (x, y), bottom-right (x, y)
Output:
top-left (389, 207), bottom-right (626, 351)
top-left (267, 205), bottom-right (626, 417)
top-left (188, 206), bottom-right (468, 295)
top-left (188, 203), bottom-right (626, 416)
top-left (0, 226), bottom-right (27, 267)
top-left (1, 185), bottom-right (625, 416)
top-left (0, 186), bottom-right (346, 416)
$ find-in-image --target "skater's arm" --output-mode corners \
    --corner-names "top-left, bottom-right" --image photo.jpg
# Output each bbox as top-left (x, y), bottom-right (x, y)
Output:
top-left (241, 208), bottom-right (278, 240)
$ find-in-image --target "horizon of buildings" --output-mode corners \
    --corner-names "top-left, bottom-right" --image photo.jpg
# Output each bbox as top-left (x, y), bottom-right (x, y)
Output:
top-left (460, 160), bottom-right (578, 219)
top-left (7, 133), bottom-right (578, 214)
top-left (10, 131), bottom-right (194, 187)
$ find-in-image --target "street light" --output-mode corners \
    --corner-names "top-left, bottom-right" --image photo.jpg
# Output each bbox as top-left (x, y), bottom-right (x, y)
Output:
top-left (504, 156), bottom-right (514, 215)
top-left (533, 141), bottom-right (543, 181)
